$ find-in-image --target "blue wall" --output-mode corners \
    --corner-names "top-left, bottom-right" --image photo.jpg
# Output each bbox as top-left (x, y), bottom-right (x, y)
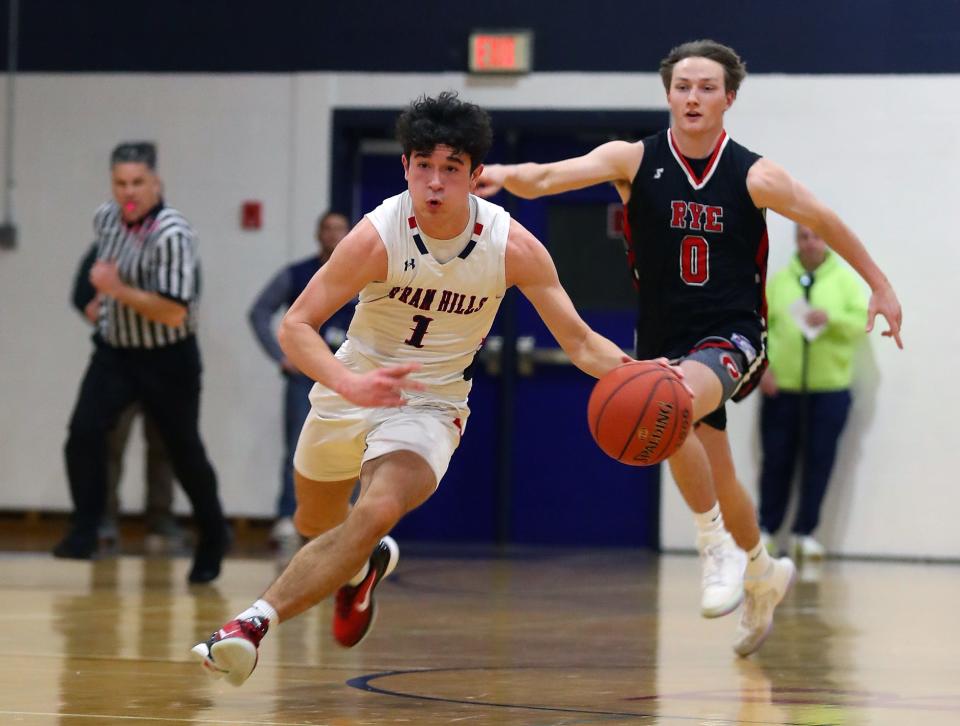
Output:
top-left (4, 0), bottom-right (959, 74)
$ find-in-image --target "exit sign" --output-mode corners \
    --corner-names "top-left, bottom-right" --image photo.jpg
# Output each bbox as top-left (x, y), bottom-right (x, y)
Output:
top-left (469, 30), bottom-right (533, 74)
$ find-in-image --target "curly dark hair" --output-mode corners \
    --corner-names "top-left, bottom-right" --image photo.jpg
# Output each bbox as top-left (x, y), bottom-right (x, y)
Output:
top-left (395, 92), bottom-right (493, 171)
top-left (659, 39), bottom-right (746, 94)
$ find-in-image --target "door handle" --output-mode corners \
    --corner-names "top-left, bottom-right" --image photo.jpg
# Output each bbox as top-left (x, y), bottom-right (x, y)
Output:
top-left (517, 335), bottom-right (572, 376)
top-left (481, 335), bottom-right (630, 377)
top-left (480, 335), bottom-right (572, 377)
top-left (479, 336), bottom-right (504, 376)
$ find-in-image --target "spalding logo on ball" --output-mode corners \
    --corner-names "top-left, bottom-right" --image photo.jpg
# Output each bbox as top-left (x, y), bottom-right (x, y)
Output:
top-left (587, 361), bottom-right (693, 466)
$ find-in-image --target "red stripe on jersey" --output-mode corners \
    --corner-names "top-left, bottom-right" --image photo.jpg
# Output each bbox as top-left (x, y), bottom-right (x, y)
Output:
top-left (621, 206), bottom-right (640, 290)
top-left (755, 228), bottom-right (770, 324)
top-left (691, 339), bottom-right (737, 353)
top-left (473, 222), bottom-right (483, 235)
top-left (669, 129), bottom-right (727, 186)
top-left (407, 216), bottom-right (417, 229)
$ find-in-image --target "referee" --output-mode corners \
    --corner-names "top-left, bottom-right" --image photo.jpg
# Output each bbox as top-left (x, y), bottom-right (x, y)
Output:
top-left (55, 142), bottom-right (227, 583)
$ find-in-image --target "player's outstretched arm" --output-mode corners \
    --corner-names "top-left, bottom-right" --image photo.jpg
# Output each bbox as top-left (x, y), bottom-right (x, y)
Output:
top-left (280, 218), bottom-right (425, 407)
top-left (476, 140), bottom-right (643, 201)
top-left (506, 221), bottom-right (628, 378)
top-left (747, 158), bottom-right (903, 348)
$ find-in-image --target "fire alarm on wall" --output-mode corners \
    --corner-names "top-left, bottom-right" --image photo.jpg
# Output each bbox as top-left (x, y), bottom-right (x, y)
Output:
top-left (241, 201), bottom-right (262, 230)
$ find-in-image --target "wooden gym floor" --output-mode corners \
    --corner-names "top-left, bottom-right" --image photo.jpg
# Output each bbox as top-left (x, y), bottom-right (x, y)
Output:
top-left (0, 522), bottom-right (957, 725)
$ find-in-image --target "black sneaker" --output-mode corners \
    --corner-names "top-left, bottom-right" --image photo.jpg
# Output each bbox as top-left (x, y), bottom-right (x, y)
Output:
top-left (53, 529), bottom-right (98, 560)
top-left (188, 524), bottom-right (229, 584)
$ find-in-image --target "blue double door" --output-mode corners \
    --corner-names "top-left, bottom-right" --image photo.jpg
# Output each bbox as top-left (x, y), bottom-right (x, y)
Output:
top-left (331, 109), bottom-right (668, 548)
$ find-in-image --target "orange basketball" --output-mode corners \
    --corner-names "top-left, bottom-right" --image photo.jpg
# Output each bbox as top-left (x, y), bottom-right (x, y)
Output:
top-left (587, 361), bottom-right (693, 466)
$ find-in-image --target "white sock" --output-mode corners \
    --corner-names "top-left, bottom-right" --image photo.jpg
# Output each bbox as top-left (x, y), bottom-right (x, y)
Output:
top-left (236, 598), bottom-right (279, 626)
top-left (348, 560), bottom-right (370, 587)
top-left (694, 502), bottom-right (725, 541)
top-left (746, 542), bottom-right (772, 579)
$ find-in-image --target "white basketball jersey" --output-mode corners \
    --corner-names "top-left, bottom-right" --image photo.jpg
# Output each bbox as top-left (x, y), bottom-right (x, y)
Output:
top-left (340, 190), bottom-right (509, 404)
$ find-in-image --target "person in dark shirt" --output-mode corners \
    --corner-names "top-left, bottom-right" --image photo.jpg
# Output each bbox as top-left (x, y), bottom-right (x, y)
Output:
top-left (248, 212), bottom-right (355, 549)
top-left (477, 39), bottom-right (902, 656)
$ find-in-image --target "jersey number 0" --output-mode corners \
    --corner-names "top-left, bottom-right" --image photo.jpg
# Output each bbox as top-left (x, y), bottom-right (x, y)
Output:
top-left (680, 235), bottom-right (710, 286)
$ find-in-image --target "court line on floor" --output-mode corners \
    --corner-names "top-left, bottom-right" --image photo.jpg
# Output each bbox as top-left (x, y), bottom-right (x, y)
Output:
top-left (347, 667), bottom-right (816, 725)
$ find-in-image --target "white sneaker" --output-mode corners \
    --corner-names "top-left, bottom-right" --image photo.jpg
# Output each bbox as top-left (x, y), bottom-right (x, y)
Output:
top-left (697, 532), bottom-right (747, 618)
top-left (791, 535), bottom-right (825, 561)
top-left (733, 556), bottom-right (797, 657)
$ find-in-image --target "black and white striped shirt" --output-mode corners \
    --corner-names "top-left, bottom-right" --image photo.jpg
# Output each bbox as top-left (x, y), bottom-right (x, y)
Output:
top-left (93, 200), bottom-right (200, 348)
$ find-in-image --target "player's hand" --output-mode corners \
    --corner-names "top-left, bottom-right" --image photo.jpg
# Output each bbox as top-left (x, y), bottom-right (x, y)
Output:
top-left (336, 363), bottom-right (426, 407)
top-left (474, 164), bottom-right (507, 198)
top-left (654, 356), bottom-right (695, 398)
top-left (866, 282), bottom-right (903, 349)
top-left (633, 356), bottom-right (695, 398)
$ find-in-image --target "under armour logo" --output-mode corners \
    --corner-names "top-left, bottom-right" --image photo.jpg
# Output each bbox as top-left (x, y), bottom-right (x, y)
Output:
top-left (404, 258), bottom-right (416, 271)
top-left (653, 168), bottom-right (664, 179)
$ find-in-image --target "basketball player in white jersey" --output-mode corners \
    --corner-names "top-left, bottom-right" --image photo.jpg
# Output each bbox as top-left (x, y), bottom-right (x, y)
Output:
top-left (192, 92), bottom-right (682, 686)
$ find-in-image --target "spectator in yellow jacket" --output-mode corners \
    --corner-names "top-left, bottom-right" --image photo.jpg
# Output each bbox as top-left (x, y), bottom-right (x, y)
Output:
top-left (758, 224), bottom-right (867, 560)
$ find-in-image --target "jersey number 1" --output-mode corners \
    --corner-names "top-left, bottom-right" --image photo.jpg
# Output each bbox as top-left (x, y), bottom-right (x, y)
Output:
top-left (680, 235), bottom-right (709, 286)
top-left (404, 315), bottom-right (434, 348)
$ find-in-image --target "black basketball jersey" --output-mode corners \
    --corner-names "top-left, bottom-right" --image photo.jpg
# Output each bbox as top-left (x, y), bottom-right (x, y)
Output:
top-left (624, 128), bottom-right (769, 361)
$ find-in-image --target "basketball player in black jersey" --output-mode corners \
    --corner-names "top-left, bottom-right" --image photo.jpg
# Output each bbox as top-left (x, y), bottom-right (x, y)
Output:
top-left (478, 39), bottom-right (902, 657)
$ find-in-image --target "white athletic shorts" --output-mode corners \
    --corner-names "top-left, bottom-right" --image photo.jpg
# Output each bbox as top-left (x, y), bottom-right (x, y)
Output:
top-left (293, 382), bottom-right (467, 486)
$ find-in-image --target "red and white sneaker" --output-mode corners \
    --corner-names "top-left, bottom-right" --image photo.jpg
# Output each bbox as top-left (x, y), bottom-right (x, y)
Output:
top-left (333, 535), bottom-right (399, 647)
top-left (191, 616), bottom-right (269, 686)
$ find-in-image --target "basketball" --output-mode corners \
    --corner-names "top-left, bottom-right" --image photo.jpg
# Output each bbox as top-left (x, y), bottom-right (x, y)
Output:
top-left (587, 361), bottom-right (693, 466)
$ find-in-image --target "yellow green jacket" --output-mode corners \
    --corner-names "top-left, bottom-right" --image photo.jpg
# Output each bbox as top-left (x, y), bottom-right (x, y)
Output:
top-left (766, 252), bottom-right (867, 391)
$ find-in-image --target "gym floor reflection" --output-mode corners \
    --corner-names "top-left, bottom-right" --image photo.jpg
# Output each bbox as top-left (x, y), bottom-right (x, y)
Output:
top-left (1, 548), bottom-right (957, 725)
